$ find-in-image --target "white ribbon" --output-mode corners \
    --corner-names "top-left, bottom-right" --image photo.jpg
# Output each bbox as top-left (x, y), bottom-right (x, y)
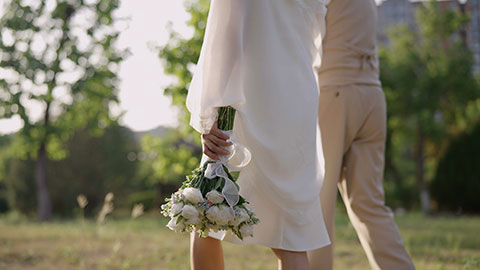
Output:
top-left (203, 130), bottom-right (251, 212)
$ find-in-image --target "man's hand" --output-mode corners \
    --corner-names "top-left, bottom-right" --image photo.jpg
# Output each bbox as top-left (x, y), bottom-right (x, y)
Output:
top-left (202, 120), bottom-right (233, 160)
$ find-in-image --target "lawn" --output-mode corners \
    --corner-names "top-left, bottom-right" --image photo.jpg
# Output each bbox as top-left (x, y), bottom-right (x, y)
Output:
top-left (0, 212), bottom-right (479, 270)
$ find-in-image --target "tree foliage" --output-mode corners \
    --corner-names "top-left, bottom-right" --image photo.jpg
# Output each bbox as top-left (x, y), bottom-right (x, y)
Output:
top-left (0, 0), bottom-right (125, 158)
top-left (379, 1), bottom-right (480, 211)
top-left (147, 0), bottom-right (210, 187)
top-left (158, 0), bottom-right (209, 127)
top-left (4, 124), bottom-right (140, 217)
top-left (431, 120), bottom-right (480, 213)
top-left (0, 0), bottom-right (125, 220)
top-left (140, 130), bottom-right (201, 186)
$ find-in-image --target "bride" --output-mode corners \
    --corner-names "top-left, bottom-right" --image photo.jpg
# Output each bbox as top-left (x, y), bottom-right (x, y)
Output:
top-left (185, 0), bottom-right (330, 269)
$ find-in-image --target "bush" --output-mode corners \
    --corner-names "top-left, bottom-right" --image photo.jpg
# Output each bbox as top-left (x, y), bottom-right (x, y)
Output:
top-left (126, 190), bottom-right (157, 211)
top-left (4, 158), bottom-right (36, 216)
top-left (3, 124), bottom-right (140, 217)
top-left (431, 122), bottom-right (480, 213)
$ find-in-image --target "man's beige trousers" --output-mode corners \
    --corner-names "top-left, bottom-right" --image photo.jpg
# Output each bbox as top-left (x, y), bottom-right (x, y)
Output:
top-left (307, 84), bottom-right (415, 270)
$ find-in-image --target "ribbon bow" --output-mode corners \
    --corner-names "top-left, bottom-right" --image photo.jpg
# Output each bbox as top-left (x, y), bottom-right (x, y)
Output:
top-left (203, 130), bottom-right (251, 212)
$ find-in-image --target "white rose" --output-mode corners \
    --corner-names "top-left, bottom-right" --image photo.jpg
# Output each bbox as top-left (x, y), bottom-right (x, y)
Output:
top-left (216, 205), bottom-right (235, 226)
top-left (182, 187), bottom-right (204, 204)
top-left (181, 205), bottom-right (199, 220)
top-left (170, 202), bottom-right (184, 216)
top-left (166, 217), bottom-right (185, 231)
top-left (231, 207), bottom-right (250, 227)
top-left (205, 205), bottom-right (221, 223)
top-left (239, 224), bottom-right (254, 238)
top-left (184, 216), bottom-right (202, 225)
top-left (172, 190), bottom-right (183, 203)
top-left (206, 190), bottom-right (224, 204)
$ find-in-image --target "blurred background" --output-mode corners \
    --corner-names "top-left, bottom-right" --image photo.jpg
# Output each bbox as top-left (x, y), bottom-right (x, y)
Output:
top-left (0, 0), bottom-right (479, 269)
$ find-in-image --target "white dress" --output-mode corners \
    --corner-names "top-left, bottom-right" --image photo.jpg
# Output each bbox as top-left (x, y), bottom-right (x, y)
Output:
top-left (186, 0), bottom-right (330, 251)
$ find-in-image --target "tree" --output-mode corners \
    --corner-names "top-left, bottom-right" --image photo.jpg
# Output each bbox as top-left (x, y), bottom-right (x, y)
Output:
top-left (379, 1), bottom-right (480, 212)
top-left (140, 130), bottom-right (201, 187)
top-left (145, 0), bottom-right (209, 188)
top-left (0, 0), bottom-right (125, 220)
top-left (49, 124), bottom-right (139, 217)
top-left (0, 134), bottom-right (13, 213)
top-left (3, 124), bottom-right (140, 217)
top-left (431, 120), bottom-right (480, 213)
top-left (158, 0), bottom-right (209, 129)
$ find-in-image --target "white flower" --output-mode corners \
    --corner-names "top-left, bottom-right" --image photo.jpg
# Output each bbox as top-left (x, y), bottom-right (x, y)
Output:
top-left (239, 224), bottom-right (254, 238)
top-left (216, 205), bottom-right (235, 226)
top-left (205, 205), bottom-right (221, 223)
top-left (170, 202), bottom-right (184, 216)
top-left (181, 205), bottom-right (199, 220)
top-left (206, 190), bottom-right (224, 204)
top-left (184, 216), bottom-right (202, 225)
top-left (182, 187), bottom-right (204, 204)
top-left (167, 217), bottom-right (185, 231)
top-left (231, 207), bottom-right (250, 227)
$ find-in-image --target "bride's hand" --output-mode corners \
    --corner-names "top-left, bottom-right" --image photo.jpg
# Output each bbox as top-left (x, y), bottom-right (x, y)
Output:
top-left (202, 120), bottom-right (233, 161)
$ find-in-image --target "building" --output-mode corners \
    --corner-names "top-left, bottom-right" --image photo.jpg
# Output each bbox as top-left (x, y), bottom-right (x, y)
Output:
top-left (377, 0), bottom-right (416, 45)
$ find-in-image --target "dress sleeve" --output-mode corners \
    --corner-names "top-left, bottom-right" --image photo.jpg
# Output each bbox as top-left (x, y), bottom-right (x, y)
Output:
top-left (186, 0), bottom-right (247, 134)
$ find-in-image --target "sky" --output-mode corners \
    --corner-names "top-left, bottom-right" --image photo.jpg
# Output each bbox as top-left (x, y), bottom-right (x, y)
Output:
top-left (0, 0), bottom-right (190, 134)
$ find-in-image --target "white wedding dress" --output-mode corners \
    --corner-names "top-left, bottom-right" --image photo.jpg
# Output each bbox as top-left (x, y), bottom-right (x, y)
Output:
top-left (186, 0), bottom-right (330, 251)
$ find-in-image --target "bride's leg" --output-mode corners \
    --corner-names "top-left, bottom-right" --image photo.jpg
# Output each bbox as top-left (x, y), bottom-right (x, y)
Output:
top-left (271, 248), bottom-right (309, 270)
top-left (190, 232), bottom-right (224, 270)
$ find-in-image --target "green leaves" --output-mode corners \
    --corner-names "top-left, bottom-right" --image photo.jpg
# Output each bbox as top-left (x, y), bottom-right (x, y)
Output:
top-left (157, 0), bottom-right (210, 129)
top-left (0, 0), bottom-right (126, 160)
top-left (139, 130), bottom-right (201, 186)
top-left (379, 1), bottom-right (480, 209)
top-left (143, 0), bottom-right (211, 188)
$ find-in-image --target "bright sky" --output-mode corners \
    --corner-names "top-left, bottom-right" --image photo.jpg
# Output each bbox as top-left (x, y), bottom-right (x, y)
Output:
top-left (0, 0), bottom-right (190, 134)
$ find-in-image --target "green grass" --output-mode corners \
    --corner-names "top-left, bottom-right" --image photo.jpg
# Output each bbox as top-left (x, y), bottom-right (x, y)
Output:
top-left (0, 212), bottom-right (479, 270)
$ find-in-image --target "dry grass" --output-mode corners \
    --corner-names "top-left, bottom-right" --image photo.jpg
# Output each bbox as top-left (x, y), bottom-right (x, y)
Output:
top-left (0, 212), bottom-right (479, 270)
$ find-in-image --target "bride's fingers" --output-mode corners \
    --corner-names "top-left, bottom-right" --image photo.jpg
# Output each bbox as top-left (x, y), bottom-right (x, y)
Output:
top-left (203, 133), bottom-right (231, 148)
top-left (204, 139), bottom-right (230, 156)
top-left (203, 146), bottom-right (219, 160)
top-left (210, 126), bottom-right (230, 140)
top-left (209, 135), bottom-right (233, 147)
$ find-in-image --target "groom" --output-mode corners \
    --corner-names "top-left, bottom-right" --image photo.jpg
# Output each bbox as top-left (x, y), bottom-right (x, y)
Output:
top-left (307, 0), bottom-right (415, 269)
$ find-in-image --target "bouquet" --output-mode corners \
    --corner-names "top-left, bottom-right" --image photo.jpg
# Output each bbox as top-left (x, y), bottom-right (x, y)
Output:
top-left (161, 106), bottom-right (259, 240)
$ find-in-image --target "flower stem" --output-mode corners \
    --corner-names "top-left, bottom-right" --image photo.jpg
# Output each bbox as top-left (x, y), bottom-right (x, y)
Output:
top-left (217, 106), bottom-right (236, 131)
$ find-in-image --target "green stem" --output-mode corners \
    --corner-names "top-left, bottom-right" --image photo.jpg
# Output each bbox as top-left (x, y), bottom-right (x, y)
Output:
top-left (217, 106), bottom-right (236, 131)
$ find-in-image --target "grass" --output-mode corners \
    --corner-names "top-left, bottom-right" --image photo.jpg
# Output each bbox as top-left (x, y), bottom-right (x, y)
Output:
top-left (0, 212), bottom-right (479, 270)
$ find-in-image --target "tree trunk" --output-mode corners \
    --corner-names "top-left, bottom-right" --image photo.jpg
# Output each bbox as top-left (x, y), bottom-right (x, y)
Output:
top-left (415, 131), bottom-right (431, 213)
top-left (35, 141), bottom-right (52, 221)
